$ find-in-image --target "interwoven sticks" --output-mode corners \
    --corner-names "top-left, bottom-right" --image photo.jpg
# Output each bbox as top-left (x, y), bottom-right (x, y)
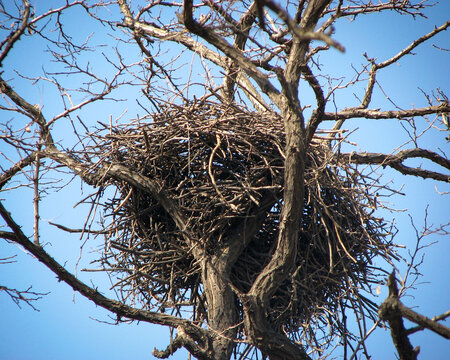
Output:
top-left (87, 100), bottom-right (392, 344)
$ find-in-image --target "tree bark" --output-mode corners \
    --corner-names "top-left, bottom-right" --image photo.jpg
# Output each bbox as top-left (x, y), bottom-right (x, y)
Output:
top-left (202, 258), bottom-right (238, 360)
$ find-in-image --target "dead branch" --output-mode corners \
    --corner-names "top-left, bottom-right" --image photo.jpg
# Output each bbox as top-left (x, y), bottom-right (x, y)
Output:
top-left (0, 285), bottom-right (48, 311)
top-left (338, 149), bottom-right (450, 182)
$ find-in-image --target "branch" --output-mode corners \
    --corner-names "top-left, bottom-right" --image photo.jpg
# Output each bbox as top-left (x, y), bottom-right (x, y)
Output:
top-left (181, 0), bottom-right (282, 108)
top-left (0, 285), bottom-right (48, 311)
top-left (0, 201), bottom-right (212, 355)
top-left (377, 21), bottom-right (450, 70)
top-left (325, 1), bottom-right (431, 19)
top-left (0, 74), bottom-right (197, 255)
top-left (338, 149), bottom-right (450, 182)
top-left (0, 231), bottom-right (17, 241)
top-left (0, 152), bottom-right (37, 190)
top-left (397, 303), bottom-right (450, 340)
top-left (221, 2), bottom-right (258, 102)
top-left (378, 272), bottom-right (419, 360)
top-left (153, 334), bottom-right (185, 359)
top-left (153, 325), bottom-right (214, 359)
top-left (0, 76), bottom-right (51, 143)
top-left (48, 222), bottom-right (107, 234)
top-left (43, 145), bottom-right (198, 250)
top-left (407, 311), bottom-right (450, 336)
top-left (303, 64), bottom-right (326, 142)
top-left (323, 103), bottom-right (450, 121)
top-left (360, 21), bottom-right (449, 108)
top-left (0, 0), bottom-right (31, 66)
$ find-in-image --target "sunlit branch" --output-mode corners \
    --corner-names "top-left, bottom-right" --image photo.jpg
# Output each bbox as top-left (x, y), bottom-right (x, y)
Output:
top-left (323, 103), bottom-right (449, 121)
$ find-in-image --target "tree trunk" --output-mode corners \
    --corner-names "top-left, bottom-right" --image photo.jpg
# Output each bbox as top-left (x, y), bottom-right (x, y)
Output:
top-left (202, 259), bottom-right (238, 360)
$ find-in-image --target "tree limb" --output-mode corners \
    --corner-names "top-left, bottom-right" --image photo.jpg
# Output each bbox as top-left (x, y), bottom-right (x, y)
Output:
top-left (338, 149), bottom-right (450, 182)
top-left (397, 303), bottom-right (450, 340)
top-left (323, 103), bottom-right (450, 121)
top-left (0, 152), bottom-right (37, 190)
top-left (407, 311), bottom-right (450, 336)
top-left (378, 272), bottom-right (419, 360)
top-left (0, 201), bottom-right (212, 357)
top-left (0, 0), bottom-right (30, 66)
top-left (182, 0), bottom-right (283, 108)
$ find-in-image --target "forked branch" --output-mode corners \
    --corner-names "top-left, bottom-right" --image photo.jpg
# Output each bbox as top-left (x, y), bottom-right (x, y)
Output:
top-left (338, 149), bottom-right (449, 182)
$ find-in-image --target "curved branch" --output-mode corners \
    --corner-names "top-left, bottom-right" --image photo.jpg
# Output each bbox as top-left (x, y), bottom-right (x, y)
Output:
top-left (44, 146), bottom-right (198, 249)
top-left (338, 149), bottom-right (450, 182)
top-left (0, 201), bottom-right (212, 357)
top-left (360, 21), bottom-right (449, 109)
top-left (303, 64), bottom-right (326, 142)
top-left (0, 0), bottom-right (30, 66)
top-left (377, 21), bottom-right (449, 70)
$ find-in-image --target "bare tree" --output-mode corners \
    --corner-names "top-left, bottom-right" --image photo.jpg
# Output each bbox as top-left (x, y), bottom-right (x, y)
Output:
top-left (0, 1), bottom-right (449, 359)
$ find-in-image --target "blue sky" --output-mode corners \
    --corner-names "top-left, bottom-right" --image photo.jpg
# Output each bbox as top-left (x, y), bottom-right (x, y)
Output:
top-left (0, 1), bottom-right (449, 359)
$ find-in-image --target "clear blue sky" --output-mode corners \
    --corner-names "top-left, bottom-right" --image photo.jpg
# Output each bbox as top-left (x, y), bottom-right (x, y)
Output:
top-left (0, 1), bottom-right (449, 359)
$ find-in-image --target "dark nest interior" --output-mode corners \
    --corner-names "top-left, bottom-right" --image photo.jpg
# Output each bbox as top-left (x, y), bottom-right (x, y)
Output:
top-left (85, 100), bottom-right (394, 348)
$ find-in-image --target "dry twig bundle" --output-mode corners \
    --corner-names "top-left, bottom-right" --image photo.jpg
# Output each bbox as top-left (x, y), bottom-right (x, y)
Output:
top-left (84, 100), bottom-right (393, 346)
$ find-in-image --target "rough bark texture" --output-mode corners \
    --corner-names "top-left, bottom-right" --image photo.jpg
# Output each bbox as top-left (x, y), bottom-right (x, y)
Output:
top-left (202, 259), bottom-right (238, 360)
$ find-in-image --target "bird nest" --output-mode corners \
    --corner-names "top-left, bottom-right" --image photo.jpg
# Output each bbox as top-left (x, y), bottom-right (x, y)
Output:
top-left (85, 100), bottom-right (393, 345)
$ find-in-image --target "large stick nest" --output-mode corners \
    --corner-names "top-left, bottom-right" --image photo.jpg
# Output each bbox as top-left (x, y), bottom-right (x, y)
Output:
top-left (86, 100), bottom-right (393, 344)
